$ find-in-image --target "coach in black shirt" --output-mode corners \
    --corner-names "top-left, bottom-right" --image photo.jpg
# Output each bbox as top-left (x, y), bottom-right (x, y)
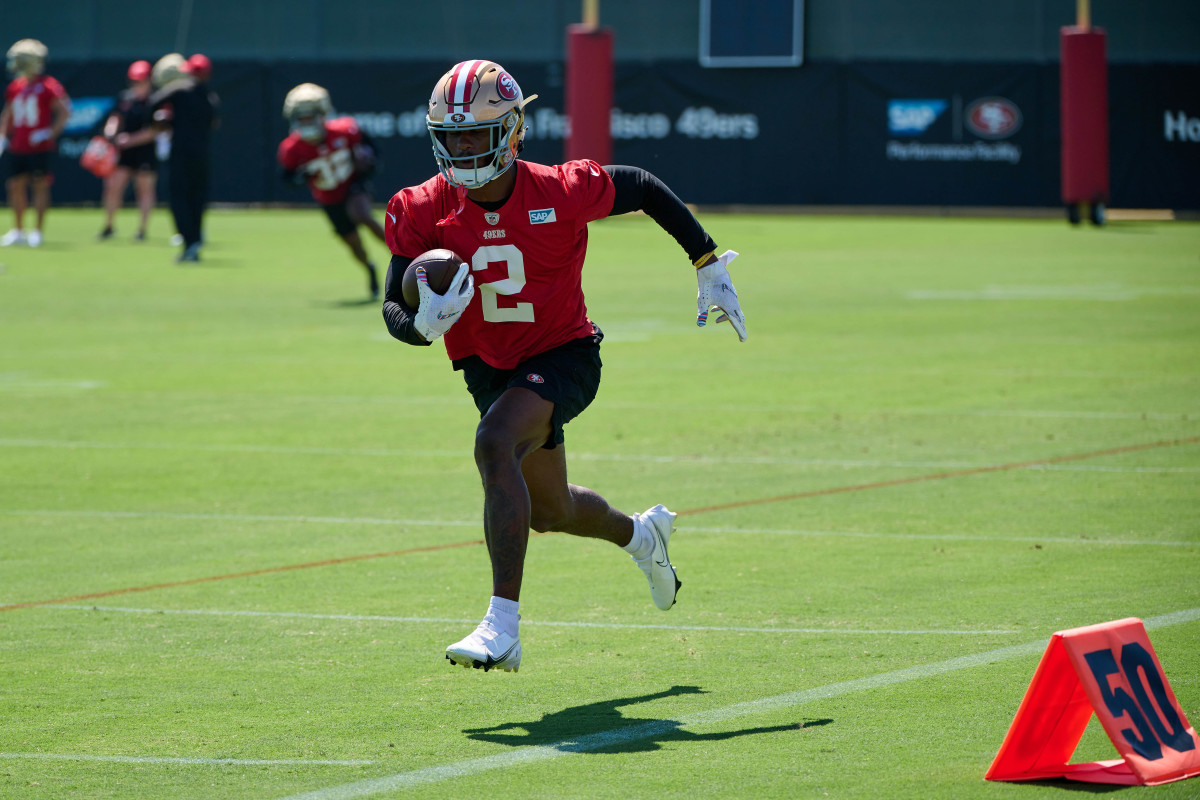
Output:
top-left (148, 53), bottom-right (219, 262)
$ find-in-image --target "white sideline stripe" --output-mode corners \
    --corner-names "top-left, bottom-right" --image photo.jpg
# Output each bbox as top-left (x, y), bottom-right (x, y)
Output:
top-left (53, 606), bottom-right (1017, 636)
top-left (0, 752), bottom-right (372, 767)
top-left (276, 607), bottom-right (1200, 800)
top-left (4, 509), bottom-right (1195, 548)
top-left (2, 436), bottom-right (1199, 471)
top-left (1, 509), bottom-right (480, 528)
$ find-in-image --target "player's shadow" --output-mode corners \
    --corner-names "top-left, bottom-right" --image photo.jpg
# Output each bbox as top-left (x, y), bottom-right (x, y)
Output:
top-left (462, 685), bottom-right (830, 754)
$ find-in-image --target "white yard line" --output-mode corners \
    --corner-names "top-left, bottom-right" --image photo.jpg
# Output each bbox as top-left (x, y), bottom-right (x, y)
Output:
top-left (4, 509), bottom-right (1195, 548)
top-left (52, 605), bottom-right (1019, 636)
top-left (0, 752), bottom-right (372, 767)
top-left (273, 607), bottom-right (1200, 800)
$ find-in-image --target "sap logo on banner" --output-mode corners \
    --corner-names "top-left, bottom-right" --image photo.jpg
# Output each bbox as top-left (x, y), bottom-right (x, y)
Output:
top-left (888, 100), bottom-right (947, 136)
top-left (64, 97), bottom-right (116, 135)
top-left (1164, 110), bottom-right (1200, 142)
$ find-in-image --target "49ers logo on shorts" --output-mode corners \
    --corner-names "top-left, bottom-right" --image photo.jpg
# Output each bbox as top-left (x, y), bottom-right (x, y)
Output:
top-left (526, 373), bottom-right (544, 384)
top-left (497, 72), bottom-right (520, 101)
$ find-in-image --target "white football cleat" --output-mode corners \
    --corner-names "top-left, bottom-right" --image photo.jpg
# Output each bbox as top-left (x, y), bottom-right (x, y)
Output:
top-left (27, 229), bottom-right (42, 248)
top-left (634, 504), bottom-right (680, 610)
top-left (445, 614), bottom-right (521, 673)
top-left (0, 229), bottom-right (25, 247)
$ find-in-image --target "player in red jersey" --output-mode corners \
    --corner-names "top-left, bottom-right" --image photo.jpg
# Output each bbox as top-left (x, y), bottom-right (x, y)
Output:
top-left (0, 39), bottom-right (70, 248)
top-left (382, 60), bottom-right (746, 673)
top-left (278, 83), bottom-right (385, 298)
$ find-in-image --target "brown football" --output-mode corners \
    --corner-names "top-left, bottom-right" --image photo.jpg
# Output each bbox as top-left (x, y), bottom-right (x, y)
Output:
top-left (401, 249), bottom-right (467, 308)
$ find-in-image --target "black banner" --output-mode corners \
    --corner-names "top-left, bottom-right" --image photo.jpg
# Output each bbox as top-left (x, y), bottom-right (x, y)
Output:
top-left (19, 59), bottom-right (1200, 210)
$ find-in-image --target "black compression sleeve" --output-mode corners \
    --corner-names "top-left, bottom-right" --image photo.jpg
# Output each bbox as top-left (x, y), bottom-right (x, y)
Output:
top-left (604, 165), bottom-right (716, 264)
top-left (381, 253), bottom-right (431, 346)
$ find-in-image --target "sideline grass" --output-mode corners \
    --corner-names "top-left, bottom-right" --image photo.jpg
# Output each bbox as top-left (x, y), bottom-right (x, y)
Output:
top-left (0, 207), bottom-right (1198, 799)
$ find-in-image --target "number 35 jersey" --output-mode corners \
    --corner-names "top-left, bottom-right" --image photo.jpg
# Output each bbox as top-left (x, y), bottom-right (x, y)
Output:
top-left (276, 116), bottom-right (365, 205)
top-left (385, 159), bottom-right (616, 370)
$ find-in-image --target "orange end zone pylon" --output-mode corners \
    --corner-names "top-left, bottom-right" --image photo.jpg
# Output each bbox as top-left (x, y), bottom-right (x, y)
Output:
top-left (987, 618), bottom-right (1200, 785)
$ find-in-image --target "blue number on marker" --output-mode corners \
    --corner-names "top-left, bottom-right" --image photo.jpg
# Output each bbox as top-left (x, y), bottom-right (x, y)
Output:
top-left (1120, 642), bottom-right (1197, 755)
top-left (1084, 648), bottom-right (1163, 761)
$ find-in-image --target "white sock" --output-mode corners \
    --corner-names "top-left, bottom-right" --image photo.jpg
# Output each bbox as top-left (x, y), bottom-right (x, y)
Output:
top-left (621, 515), bottom-right (655, 561)
top-left (487, 596), bottom-right (520, 637)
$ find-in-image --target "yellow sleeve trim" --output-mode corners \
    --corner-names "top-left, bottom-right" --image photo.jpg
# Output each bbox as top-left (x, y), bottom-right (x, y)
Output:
top-left (692, 250), bottom-right (716, 269)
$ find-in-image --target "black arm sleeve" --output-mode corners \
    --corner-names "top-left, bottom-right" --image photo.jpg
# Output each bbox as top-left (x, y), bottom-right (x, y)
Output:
top-left (381, 253), bottom-right (432, 346)
top-left (604, 165), bottom-right (716, 264)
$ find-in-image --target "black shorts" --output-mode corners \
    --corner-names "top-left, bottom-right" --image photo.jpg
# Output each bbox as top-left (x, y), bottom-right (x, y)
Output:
top-left (117, 144), bottom-right (157, 172)
top-left (5, 151), bottom-right (53, 180)
top-left (458, 329), bottom-right (604, 449)
top-left (321, 181), bottom-right (371, 236)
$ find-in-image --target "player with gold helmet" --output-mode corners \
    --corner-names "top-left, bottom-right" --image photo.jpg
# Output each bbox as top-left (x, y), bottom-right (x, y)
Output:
top-left (1, 38), bottom-right (70, 247)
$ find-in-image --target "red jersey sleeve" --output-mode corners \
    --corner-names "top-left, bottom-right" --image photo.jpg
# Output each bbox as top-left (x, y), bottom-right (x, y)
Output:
top-left (385, 184), bottom-right (439, 258)
top-left (558, 159), bottom-right (616, 224)
top-left (277, 136), bottom-right (301, 170)
top-left (328, 116), bottom-right (363, 146)
top-left (43, 76), bottom-right (69, 103)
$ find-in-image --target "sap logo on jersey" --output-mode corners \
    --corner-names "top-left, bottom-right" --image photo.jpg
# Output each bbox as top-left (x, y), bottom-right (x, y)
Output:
top-left (528, 208), bottom-right (557, 225)
top-left (888, 100), bottom-right (947, 136)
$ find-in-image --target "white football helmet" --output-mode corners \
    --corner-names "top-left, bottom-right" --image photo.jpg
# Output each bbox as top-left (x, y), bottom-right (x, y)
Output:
top-left (6, 39), bottom-right (47, 78)
top-left (426, 60), bottom-right (537, 189)
top-left (283, 83), bottom-right (333, 143)
top-left (152, 53), bottom-right (187, 88)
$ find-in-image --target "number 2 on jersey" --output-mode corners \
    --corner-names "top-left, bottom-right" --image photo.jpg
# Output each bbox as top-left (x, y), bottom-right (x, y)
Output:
top-left (471, 244), bottom-right (534, 323)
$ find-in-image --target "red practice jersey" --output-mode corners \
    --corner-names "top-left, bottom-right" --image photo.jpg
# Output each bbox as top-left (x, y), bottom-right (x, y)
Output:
top-left (4, 75), bottom-right (69, 154)
top-left (277, 116), bottom-right (365, 205)
top-left (386, 159), bottom-right (616, 369)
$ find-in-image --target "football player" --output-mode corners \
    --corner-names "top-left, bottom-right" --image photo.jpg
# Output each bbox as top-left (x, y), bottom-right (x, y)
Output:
top-left (382, 60), bottom-right (746, 673)
top-left (0, 39), bottom-right (71, 248)
top-left (98, 60), bottom-right (157, 241)
top-left (278, 83), bottom-right (384, 298)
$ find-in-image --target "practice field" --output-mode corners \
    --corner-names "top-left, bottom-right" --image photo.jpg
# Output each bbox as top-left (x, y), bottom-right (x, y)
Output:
top-left (1, 208), bottom-right (1197, 799)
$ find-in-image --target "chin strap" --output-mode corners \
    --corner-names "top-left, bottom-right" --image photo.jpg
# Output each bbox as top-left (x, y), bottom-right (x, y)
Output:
top-left (436, 184), bottom-right (469, 227)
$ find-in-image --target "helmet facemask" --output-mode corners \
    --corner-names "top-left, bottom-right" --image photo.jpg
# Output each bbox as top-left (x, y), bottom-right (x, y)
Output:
top-left (426, 60), bottom-right (536, 189)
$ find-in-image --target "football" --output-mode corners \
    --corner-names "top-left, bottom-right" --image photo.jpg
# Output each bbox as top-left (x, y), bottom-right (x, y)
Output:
top-left (401, 249), bottom-right (467, 308)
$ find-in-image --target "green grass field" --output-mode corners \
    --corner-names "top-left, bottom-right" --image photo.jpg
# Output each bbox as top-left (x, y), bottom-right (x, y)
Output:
top-left (1, 207), bottom-right (1198, 799)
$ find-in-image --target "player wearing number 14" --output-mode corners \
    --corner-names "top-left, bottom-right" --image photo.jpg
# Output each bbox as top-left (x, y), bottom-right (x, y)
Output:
top-left (1, 39), bottom-right (71, 248)
top-left (382, 60), bottom-right (747, 673)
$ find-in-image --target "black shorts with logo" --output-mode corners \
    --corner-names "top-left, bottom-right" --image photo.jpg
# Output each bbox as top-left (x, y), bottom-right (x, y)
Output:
top-left (5, 150), bottom-right (53, 180)
top-left (456, 328), bottom-right (604, 450)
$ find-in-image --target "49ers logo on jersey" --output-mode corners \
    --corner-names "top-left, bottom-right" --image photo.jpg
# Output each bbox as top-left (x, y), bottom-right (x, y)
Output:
top-left (526, 373), bottom-right (544, 384)
top-left (497, 72), bottom-right (520, 101)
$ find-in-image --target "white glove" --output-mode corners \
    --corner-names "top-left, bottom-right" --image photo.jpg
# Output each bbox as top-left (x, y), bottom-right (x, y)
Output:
top-left (414, 262), bottom-right (474, 342)
top-left (695, 249), bottom-right (747, 342)
top-left (28, 128), bottom-right (52, 145)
